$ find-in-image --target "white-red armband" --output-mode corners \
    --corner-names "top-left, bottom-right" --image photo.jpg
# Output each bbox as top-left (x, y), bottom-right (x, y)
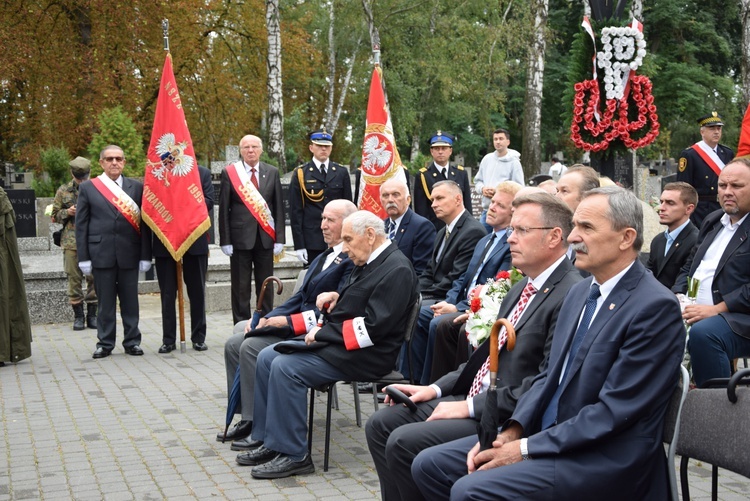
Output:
top-left (289, 311), bottom-right (317, 335)
top-left (342, 317), bottom-right (373, 350)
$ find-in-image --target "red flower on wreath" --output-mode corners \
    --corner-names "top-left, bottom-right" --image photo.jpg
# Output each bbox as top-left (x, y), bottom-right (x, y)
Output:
top-left (496, 270), bottom-right (511, 280)
top-left (470, 297), bottom-right (482, 313)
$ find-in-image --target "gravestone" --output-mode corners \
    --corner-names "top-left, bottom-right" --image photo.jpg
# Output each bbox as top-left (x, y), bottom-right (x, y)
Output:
top-left (6, 189), bottom-right (36, 237)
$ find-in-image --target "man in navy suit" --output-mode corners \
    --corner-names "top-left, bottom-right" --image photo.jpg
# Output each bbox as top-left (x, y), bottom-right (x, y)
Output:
top-left (367, 192), bottom-right (582, 501)
top-left (154, 165), bottom-right (215, 353)
top-left (646, 182), bottom-right (698, 289)
top-left (219, 135), bottom-right (285, 323)
top-left (413, 186), bottom-right (685, 500)
top-left (676, 158), bottom-right (750, 385)
top-left (412, 181), bottom-right (520, 384)
top-left (219, 200), bottom-right (357, 447)
top-left (76, 145), bottom-right (152, 359)
top-left (380, 177), bottom-right (435, 275)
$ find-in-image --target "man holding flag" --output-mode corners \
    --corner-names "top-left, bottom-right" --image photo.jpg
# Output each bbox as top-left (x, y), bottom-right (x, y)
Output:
top-left (142, 51), bottom-right (212, 352)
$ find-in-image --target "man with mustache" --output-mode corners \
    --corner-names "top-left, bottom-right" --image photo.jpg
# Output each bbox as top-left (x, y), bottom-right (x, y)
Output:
top-left (380, 178), bottom-right (435, 275)
top-left (675, 158), bottom-right (750, 385)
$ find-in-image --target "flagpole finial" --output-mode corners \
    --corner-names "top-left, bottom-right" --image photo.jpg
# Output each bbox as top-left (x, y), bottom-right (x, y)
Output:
top-left (162, 19), bottom-right (170, 52)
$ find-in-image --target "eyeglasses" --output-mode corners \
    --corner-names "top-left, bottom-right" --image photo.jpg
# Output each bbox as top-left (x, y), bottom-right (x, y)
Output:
top-left (506, 226), bottom-right (554, 237)
top-left (103, 156), bottom-right (124, 163)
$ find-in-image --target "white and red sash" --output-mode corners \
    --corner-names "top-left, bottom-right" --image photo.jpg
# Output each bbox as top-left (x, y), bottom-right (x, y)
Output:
top-left (691, 141), bottom-right (726, 177)
top-left (226, 161), bottom-right (276, 240)
top-left (91, 174), bottom-right (141, 234)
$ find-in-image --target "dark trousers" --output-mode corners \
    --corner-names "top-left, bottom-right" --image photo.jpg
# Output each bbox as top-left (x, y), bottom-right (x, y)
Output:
top-left (155, 253), bottom-right (208, 344)
top-left (93, 266), bottom-right (140, 351)
top-left (430, 314), bottom-right (470, 383)
top-left (366, 395), bottom-right (478, 501)
top-left (230, 246), bottom-right (274, 324)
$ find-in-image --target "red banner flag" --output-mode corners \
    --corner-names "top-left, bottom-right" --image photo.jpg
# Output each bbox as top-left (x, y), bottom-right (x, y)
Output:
top-left (357, 66), bottom-right (407, 218)
top-left (143, 54), bottom-right (210, 261)
top-left (738, 101), bottom-right (750, 159)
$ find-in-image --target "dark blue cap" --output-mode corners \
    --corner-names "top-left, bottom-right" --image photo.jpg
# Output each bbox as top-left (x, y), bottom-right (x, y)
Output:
top-left (310, 128), bottom-right (333, 145)
top-left (697, 112), bottom-right (724, 127)
top-left (430, 131), bottom-right (454, 147)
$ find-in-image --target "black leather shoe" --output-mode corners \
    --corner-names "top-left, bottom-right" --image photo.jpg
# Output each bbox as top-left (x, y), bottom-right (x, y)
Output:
top-left (158, 344), bottom-right (176, 354)
top-left (231, 437), bottom-right (263, 451)
top-left (236, 445), bottom-right (279, 466)
top-left (124, 345), bottom-right (144, 356)
top-left (216, 420), bottom-right (252, 442)
top-left (92, 347), bottom-right (111, 359)
top-left (193, 342), bottom-right (208, 351)
top-left (251, 453), bottom-right (315, 479)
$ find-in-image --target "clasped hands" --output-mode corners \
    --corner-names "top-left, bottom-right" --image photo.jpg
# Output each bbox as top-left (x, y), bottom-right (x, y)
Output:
top-left (466, 422), bottom-right (524, 474)
top-left (302, 292), bottom-right (339, 345)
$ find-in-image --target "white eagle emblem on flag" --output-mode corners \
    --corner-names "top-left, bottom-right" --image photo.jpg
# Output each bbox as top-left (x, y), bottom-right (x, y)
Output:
top-left (362, 134), bottom-right (393, 175)
top-left (150, 133), bottom-right (194, 186)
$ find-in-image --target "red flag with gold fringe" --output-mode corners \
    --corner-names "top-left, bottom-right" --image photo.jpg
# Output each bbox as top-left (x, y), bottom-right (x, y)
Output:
top-left (143, 53), bottom-right (210, 260)
top-left (357, 66), bottom-right (407, 218)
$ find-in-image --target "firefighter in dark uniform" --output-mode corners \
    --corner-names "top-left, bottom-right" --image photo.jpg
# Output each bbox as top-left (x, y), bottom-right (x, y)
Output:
top-left (677, 112), bottom-right (734, 228)
top-left (289, 128), bottom-right (352, 267)
top-left (413, 131), bottom-right (473, 230)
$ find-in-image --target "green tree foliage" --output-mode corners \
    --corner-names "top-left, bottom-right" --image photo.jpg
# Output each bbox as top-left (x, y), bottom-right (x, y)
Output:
top-left (87, 107), bottom-right (146, 178)
top-left (32, 146), bottom-right (71, 197)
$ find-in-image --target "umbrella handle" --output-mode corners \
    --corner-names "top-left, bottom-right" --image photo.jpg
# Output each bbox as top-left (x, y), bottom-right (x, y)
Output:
top-left (489, 318), bottom-right (516, 374)
top-left (256, 276), bottom-right (284, 311)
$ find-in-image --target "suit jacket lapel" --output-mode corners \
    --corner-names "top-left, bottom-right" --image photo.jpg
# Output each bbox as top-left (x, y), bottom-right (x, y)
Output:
top-left (716, 217), bottom-right (750, 276)
top-left (691, 217), bottom-right (723, 275)
top-left (395, 210), bottom-right (412, 245)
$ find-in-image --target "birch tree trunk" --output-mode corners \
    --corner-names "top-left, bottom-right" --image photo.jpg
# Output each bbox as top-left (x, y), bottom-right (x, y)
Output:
top-left (521, 0), bottom-right (548, 177)
top-left (630, 0), bottom-right (643, 20)
top-left (741, 0), bottom-right (750, 104)
top-left (266, 0), bottom-right (286, 171)
top-left (330, 39), bottom-right (360, 133)
top-left (324, 1), bottom-right (336, 129)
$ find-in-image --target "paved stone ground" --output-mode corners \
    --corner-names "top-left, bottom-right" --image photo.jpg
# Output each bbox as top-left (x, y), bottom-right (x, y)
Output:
top-left (1, 294), bottom-right (749, 500)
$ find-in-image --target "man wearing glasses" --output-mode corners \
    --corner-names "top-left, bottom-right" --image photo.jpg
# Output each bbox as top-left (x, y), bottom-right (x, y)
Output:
top-left (76, 145), bottom-right (152, 359)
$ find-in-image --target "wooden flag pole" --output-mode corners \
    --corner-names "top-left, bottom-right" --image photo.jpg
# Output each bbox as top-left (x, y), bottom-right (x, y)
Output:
top-left (177, 260), bottom-right (187, 353)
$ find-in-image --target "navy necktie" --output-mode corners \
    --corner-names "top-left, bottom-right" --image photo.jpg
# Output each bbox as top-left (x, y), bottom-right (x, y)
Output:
top-left (540, 283), bottom-right (601, 429)
top-left (387, 219), bottom-right (396, 240)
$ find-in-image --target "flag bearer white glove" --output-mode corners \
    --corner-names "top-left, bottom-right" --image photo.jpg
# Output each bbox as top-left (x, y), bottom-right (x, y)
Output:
top-left (273, 243), bottom-right (284, 256)
top-left (296, 249), bottom-right (308, 264)
top-left (221, 245), bottom-right (234, 257)
top-left (79, 261), bottom-right (92, 275)
top-left (139, 260), bottom-right (152, 273)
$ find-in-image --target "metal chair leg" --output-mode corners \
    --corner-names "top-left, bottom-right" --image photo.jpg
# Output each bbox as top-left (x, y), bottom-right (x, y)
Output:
top-left (351, 382), bottom-right (362, 427)
top-left (680, 456), bottom-right (691, 500)
top-left (324, 385), bottom-right (335, 472)
top-left (308, 388), bottom-right (316, 453)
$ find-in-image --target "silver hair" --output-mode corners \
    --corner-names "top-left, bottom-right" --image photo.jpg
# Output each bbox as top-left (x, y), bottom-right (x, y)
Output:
top-left (512, 192), bottom-right (573, 242)
top-left (239, 135), bottom-right (263, 149)
top-left (582, 186), bottom-right (644, 251)
top-left (344, 210), bottom-right (387, 238)
top-left (325, 199), bottom-right (358, 219)
top-left (99, 145), bottom-right (124, 160)
top-left (381, 177), bottom-right (409, 194)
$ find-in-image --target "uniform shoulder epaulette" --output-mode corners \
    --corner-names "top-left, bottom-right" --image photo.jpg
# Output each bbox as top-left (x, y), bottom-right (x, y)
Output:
top-left (457, 165), bottom-right (464, 171)
top-left (419, 167), bottom-right (428, 173)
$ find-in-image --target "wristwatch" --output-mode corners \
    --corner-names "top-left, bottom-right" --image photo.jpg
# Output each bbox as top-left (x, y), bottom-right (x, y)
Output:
top-left (520, 438), bottom-right (531, 461)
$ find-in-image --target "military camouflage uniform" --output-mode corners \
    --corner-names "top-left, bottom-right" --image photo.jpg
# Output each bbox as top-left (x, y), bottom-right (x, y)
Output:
top-left (52, 180), bottom-right (96, 305)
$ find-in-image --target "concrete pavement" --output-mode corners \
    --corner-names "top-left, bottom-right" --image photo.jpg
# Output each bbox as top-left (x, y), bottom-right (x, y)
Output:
top-left (1, 294), bottom-right (749, 500)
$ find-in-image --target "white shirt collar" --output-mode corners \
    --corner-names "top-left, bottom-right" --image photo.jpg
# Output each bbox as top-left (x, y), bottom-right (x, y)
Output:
top-left (528, 254), bottom-right (568, 291)
top-left (720, 212), bottom-right (749, 230)
top-left (594, 260), bottom-right (636, 303)
top-left (312, 158), bottom-right (327, 170)
top-left (666, 218), bottom-right (691, 240)
top-left (444, 210), bottom-right (466, 234)
top-left (366, 240), bottom-right (392, 265)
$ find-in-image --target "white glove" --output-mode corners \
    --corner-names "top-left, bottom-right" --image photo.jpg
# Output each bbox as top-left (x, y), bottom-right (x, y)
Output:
top-left (221, 245), bottom-right (234, 257)
top-left (78, 261), bottom-right (92, 275)
top-left (296, 249), bottom-right (308, 264)
top-left (273, 243), bottom-right (284, 256)
top-left (139, 260), bottom-right (152, 273)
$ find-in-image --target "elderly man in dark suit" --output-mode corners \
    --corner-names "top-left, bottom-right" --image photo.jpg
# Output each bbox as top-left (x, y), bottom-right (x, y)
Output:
top-left (413, 187), bottom-right (685, 500)
top-left (76, 145), bottom-right (152, 359)
top-left (153, 165), bottom-right (214, 353)
top-left (646, 182), bottom-right (698, 289)
top-left (676, 158), bottom-right (750, 386)
top-left (237, 210), bottom-right (418, 479)
top-left (380, 177), bottom-right (435, 275)
top-left (219, 135), bottom-right (285, 324)
top-left (367, 192), bottom-right (582, 501)
top-left (219, 199), bottom-right (356, 448)
top-left (400, 180), bottom-right (485, 379)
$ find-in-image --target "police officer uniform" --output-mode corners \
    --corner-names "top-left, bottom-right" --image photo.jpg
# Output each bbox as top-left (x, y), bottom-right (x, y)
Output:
top-left (413, 131), bottom-right (473, 230)
top-left (677, 112), bottom-right (734, 227)
top-left (289, 129), bottom-right (352, 265)
top-left (51, 157), bottom-right (97, 330)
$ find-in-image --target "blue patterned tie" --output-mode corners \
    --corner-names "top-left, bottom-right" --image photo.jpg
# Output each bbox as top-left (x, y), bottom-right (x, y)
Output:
top-left (387, 219), bottom-right (396, 240)
top-left (540, 283), bottom-right (601, 429)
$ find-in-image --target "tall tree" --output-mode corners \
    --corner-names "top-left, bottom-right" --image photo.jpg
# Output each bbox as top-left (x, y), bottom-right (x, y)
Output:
top-left (521, 0), bottom-right (549, 176)
top-left (265, 0), bottom-right (286, 171)
top-left (741, 0), bottom-right (750, 104)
